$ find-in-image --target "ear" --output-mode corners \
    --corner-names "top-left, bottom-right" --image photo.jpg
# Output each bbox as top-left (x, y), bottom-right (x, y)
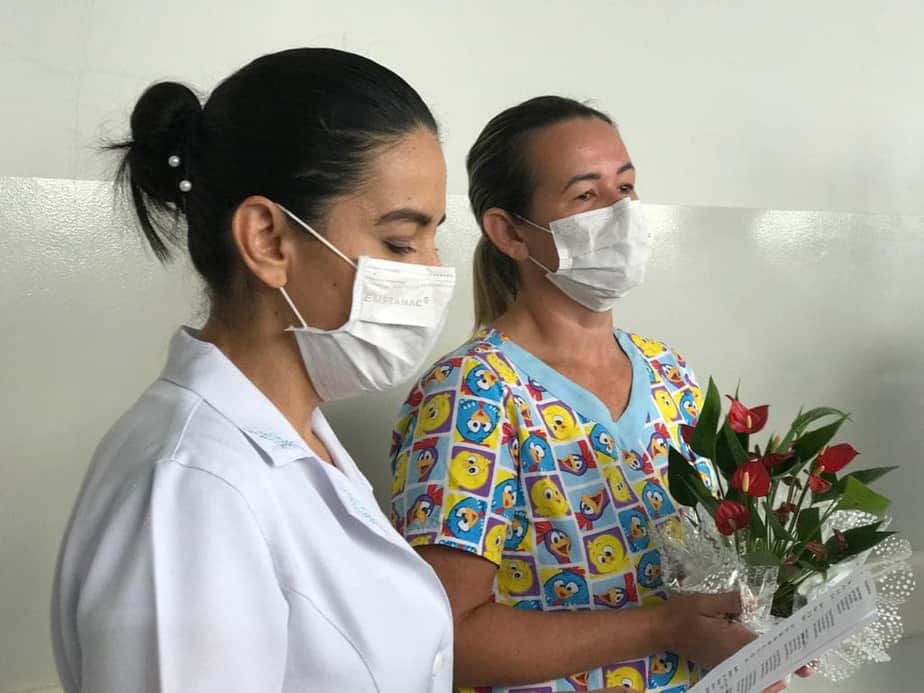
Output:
top-left (230, 196), bottom-right (296, 289)
top-left (481, 208), bottom-right (532, 262)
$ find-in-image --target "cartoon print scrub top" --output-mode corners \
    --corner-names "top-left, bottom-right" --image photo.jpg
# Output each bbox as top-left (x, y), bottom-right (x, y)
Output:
top-left (390, 328), bottom-right (717, 693)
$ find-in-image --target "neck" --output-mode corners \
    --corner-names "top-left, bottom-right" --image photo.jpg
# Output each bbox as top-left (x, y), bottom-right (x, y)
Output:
top-left (492, 278), bottom-right (618, 365)
top-left (197, 301), bottom-right (323, 444)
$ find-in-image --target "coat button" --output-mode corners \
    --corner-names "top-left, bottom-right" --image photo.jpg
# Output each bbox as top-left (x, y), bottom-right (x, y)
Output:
top-left (432, 651), bottom-right (445, 676)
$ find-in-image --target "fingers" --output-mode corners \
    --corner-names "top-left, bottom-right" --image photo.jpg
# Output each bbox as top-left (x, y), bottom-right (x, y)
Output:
top-left (761, 682), bottom-right (787, 693)
top-left (796, 664), bottom-right (813, 677)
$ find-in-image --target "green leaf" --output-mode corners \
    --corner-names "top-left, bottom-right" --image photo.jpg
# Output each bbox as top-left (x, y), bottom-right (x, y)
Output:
top-left (690, 378), bottom-right (721, 461)
top-left (796, 507), bottom-right (821, 543)
top-left (748, 501), bottom-right (766, 538)
top-left (837, 476), bottom-right (892, 515)
top-left (790, 407), bottom-right (849, 434)
top-left (714, 422), bottom-right (742, 480)
top-left (746, 550), bottom-right (782, 567)
top-left (826, 521), bottom-right (895, 564)
top-left (667, 447), bottom-right (718, 513)
top-left (770, 453), bottom-right (804, 479)
top-left (845, 466), bottom-right (899, 487)
top-left (767, 505), bottom-right (796, 542)
top-left (793, 418), bottom-right (848, 464)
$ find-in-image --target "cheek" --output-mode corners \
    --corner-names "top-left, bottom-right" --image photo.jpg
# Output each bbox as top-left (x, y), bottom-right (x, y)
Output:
top-left (289, 254), bottom-right (356, 330)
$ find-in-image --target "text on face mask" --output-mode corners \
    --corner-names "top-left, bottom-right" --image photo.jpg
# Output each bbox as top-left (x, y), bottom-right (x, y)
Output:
top-left (363, 293), bottom-right (432, 307)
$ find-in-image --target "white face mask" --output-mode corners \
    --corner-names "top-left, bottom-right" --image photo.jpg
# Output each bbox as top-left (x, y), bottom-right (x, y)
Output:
top-left (277, 205), bottom-right (456, 402)
top-left (521, 197), bottom-right (652, 312)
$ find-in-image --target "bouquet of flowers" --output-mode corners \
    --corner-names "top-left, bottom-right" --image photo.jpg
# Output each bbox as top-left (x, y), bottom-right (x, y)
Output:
top-left (662, 379), bottom-right (915, 681)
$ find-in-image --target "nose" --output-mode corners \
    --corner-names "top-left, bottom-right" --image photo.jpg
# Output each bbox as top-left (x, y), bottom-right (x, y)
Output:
top-left (418, 245), bottom-right (442, 267)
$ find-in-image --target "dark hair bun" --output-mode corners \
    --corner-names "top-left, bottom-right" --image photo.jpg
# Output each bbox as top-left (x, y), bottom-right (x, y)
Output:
top-left (112, 82), bottom-right (201, 260)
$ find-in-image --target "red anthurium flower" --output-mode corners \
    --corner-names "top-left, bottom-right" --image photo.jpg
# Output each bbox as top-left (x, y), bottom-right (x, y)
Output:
top-left (714, 500), bottom-right (751, 536)
top-left (804, 541), bottom-right (828, 561)
top-left (679, 424), bottom-right (695, 446)
top-left (816, 443), bottom-right (860, 474)
top-left (726, 396), bottom-right (770, 434)
top-left (759, 451), bottom-right (795, 468)
top-left (833, 529), bottom-right (848, 553)
top-left (731, 459), bottom-right (771, 497)
top-left (774, 502), bottom-right (797, 523)
top-left (808, 473), bottom-right (833, 494)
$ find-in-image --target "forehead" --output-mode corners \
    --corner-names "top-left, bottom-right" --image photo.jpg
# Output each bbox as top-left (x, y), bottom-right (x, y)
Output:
top-left (353, 128), bottom-right (446, 215)
top-left (527, 118), bottom-right (629, 187)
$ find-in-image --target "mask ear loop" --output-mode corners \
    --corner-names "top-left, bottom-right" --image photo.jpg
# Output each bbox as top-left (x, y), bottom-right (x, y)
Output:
top-left (512, 213), bottom-right (556, 274)
top-left (276, 203), bottom-right (361, 330)
top-left (279, 286), bottom-right (309, 329)
top-left (277, 203), bottom-right (358, 270)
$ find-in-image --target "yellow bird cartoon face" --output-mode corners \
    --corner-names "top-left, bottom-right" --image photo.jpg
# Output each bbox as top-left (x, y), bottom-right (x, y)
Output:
top-left (486, 352), bottom-right (518, 383)
top-left (448, 450), bottom-right (492, 491)
top-left (529, 478), bottom-right (569, 518)
top-left (498, 558), bottom-right (534, 596)
top-left (419, 392), bottom-right (453, 433)
top-left (541, 403), bottom-right (579, 441)
top-left (391, 451), bottom-right (409, 496)
top-left (587, 534), bottom-right (628, 575)
top-left (653, 387), bottom-right (680, 422)
top-left (605, 666), bottom-right (644, 690)
top-left (484, 522), bottom-right (507, 564)
top-left (630, 334), bottom-right (665, 358)
top-left (603, 466), bottom-right (633, 504)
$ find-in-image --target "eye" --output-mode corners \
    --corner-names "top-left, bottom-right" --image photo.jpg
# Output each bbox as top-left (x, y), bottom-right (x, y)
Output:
top-left (575, 190), bottom-right (596, 201)
top-left (619, 183), bottom-right (635, 195)
top-left (385, 240), bottom-right (415, 255)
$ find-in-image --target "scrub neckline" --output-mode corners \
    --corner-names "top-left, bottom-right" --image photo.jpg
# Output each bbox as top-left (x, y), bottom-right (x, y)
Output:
top-left (484, 326), bottom-right (650, 435)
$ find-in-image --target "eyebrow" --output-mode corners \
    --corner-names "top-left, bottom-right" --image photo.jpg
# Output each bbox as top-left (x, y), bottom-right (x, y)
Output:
top-left (561, 161), bottom-right (635, 193)
top-left (376, 208), bottom-right (447, 227)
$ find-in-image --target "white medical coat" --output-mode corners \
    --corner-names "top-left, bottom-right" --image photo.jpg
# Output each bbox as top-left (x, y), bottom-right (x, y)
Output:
top-left (51, 328), bottom-right (453, 692)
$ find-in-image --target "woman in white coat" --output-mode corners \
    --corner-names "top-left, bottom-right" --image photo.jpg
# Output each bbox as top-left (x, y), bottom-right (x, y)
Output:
top-left (51, 48), bottom-right (456, 692)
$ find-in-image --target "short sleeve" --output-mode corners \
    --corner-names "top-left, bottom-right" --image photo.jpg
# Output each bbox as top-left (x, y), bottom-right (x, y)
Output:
top-left (390, 351), bottom-right (518, 566)
top-left (76, 461), bottom-right (288, 692)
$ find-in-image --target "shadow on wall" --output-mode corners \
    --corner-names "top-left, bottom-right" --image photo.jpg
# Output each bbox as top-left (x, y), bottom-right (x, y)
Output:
top-left (1, 178), bottom-right (922, 692)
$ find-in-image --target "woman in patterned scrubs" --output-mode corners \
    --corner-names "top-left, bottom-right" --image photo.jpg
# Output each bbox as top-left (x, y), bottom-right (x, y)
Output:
top-left (389, 97), bottom-right (789, 693)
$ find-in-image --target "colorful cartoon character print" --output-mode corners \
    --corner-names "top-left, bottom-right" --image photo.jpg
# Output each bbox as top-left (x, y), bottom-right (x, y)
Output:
top-left (678, 389), bottom-right (698, 425)
top-left (455, 399), bottom-right (500, 445)
top-left (648, 652), bottom-right (681, 689)
top-left (605, 663), bottom-right (645, 690)
top-left (577, 488), bottom-right (611, 530)
top-left (541, 402), bottom-right (581, 441)
top-left (448, 448), bottom-right (493, 492)
top-left (639, 479), bottom-right (676, 519)
top-left (491, 471), bottom-right (518, 517)
top-left (619, 507), bottom-right (650, 553)
top-left (529, 477), bottom-right (570, 519)
top-left (412, 437), bottom-right (440, 482)
top-left (498, 558), bottom-right (536, 596)
top-left (588, 423), bottom-right (617, 462)
top-left (543, 568), bottom-right (589, 607)
top-left (463, 359), bottom-right (504, 401)
top-left (636, 549), bottom-right (663, 590)
top-left (419, 392), bottom-right (453, 434)
top-left (505, 510), bottom-right (531, 551)
top-left (593, 573), bottom-right (638, 609)
top-left (585, 533), bottom-right (629, 575)
top-left (407, 485), bottom-right (444, 528)
top-left (534, 521), bottom-right (573, 565)
top-left (443, 495), bottom-right (486, 543)
top-left (521, 431), bottom-right (555, 472)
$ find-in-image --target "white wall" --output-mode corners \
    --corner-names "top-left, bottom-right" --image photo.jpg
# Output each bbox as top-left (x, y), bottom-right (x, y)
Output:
top-left (2, 2), bottom-right (923, 692)
top-left (2, 0), bottom-right (924, 215)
